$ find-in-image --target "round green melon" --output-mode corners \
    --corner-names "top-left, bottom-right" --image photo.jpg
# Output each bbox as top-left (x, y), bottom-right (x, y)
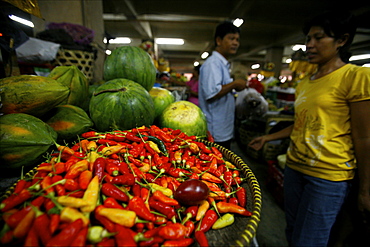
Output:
top-left (0, 75), bottom-right (69, 117)
top-left (0, 113), bottom-right (57, 172)
top-left (149, 87), bottom-right (175, 120)
top-left (158, 101), bottom-right (208, 137)
top-left (43, 105), bottom-right (94, 142)
top-left (89, 78), bottom-right (155, 132)
top-left (103, 46), bottom-right (156, 91)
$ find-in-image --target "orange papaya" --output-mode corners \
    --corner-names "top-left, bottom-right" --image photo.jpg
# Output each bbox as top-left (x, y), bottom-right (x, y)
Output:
top-left (43, 105), bottom-right (93, 142)
top-left (0, 113), bottom-right (57, 172)
top-left (0, 75), bottom-right (69, 117)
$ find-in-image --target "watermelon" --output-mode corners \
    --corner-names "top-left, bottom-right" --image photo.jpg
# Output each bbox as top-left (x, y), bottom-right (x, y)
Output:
top-left (103, 46), bottom-right (156, 91)
top-left (158, 101), bottom-right (208, 137)
top-left (0, 113), bottom-right (57, 172)
top-left (149, 87), bottom-right (175, 121)
top-left (89, 78), bottom-right (155, 131)
top-left (43, 105), bottom-right (94, 142)
top-left (0, 75), bottom-right (69, 117)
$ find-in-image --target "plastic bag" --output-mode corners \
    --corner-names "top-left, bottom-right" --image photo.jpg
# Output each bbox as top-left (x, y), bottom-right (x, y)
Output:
top-left (235, 88), bottom-right (268, 119)
top-left (15, 37), bottom-right (60, 63)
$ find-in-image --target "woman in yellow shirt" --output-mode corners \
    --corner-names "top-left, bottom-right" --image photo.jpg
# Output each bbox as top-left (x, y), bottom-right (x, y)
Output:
top-left (249, 10), bottom-right (370, 246)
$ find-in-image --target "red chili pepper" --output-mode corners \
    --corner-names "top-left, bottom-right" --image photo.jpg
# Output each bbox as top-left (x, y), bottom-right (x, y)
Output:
top-left (114, 224), bottom-right (137, 246)
top-left (24, 227), bottom-right (39, 246)
top-left (33, 206), bottom-right (52, 245)
top-left (5, 196), bottom-right (44, 229)
top-left (104, 197), bottom-right (125, 209)
top-left (128, 196), bottom-right (156, 222)
top-left (13, 207), bottom-right (36, 239)
top-left (140, 187), bottom-right (150, 201)
top-left (112, 174), bottom-right (136, 186)
top-left (195, 230), bottom-right (209, 247)
top-left (101, 183), bottom-right (129, 202)
top-left (81, 131), bottom-right (99, 138)
top-left (158, 222), bottom-right (188, 240)
top-left (199, 153), bottom-right (213, 161)
top-left (216, 201), bottom-right (252, 216)
top-left (138, 236), bottom-right (164, 247)
top-left (13, 179), bottom-right (28, 194)
top-left (49, 214), bottom-right (60, 235)
top-left (117, 161), bottom-right (130, 175)
top-left (105, 159), bottom-right (120, 176)
top-left (78, 170), bottom-right (93, 190)
top-left (41, 175), bottom-right (54, 195)
top-left (235, 186), bottom-right (247, 208)
top-left (126, 132), bottom-right (141, 142)
top-left (0, 188), bottom-right (33, 212)
top-left (97, 238), bottom-right (116, 247)
top-left (167, 167), bottom-right (189, 178)
top-left (184, 220), bottom-right (195, 237)
top-left (229, 197), bottom-right (239, 205)
top-left (131, 183), bottom-right (142, 198)
top-left (129, 142), bottom-right (145, 158)
top-left (195, 142), bottom-right (212, 154)
top-left (152, 190), bottom-right (179, 206)
top-left (184, 205), bottom-right (198, 219)
top-left (128, 155), bottom-right (144, 167)
top-left (64, 178), bottom-right (80, 191)
top-left (94, 206), bottom-right (116, 233)
top-left (197, 209), bottom-right (218, 232)
top-left (207, 130), bottom-right (215, 142)
top-left (148, 197), bottom-right (176, 219)
top-left (46, 219), bottom-right (83, 246)
top-left (97, 138), bottom-right (120, 146)
top-left (70, 227), bottom-right (88, 247)
top-left (64, 156), bottom-right (80, 171)
top-left (162, 238), bottom-right (194, 247)
top-left (65, 159), bottom-right (89, 179)
top-left (93, 157), bottom-right (106, 182)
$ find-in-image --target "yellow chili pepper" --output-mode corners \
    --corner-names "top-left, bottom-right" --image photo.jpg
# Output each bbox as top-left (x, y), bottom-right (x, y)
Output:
top-left (148, 183), bottom-right (173, 197)
top-left (101, 145), bottom-right (125, 156)
top-left (196, 199), bottom-right (210, 221)
top-left (57, 196), bottom-right (89, 208)
top-left (60, 207), bottom-right (90, 227)
top-left (225, 161), bottom-right (236, 169)
top-left (147, 141), bottom-right (161, 153)
top-left (212, 213), bottom-right (234, 229)
top-left (81, 175), bottom-right (100, 213)
top-left (87, 150), bottom-right (100, 171)
top-left (97, 207), bottom-right (136, 228)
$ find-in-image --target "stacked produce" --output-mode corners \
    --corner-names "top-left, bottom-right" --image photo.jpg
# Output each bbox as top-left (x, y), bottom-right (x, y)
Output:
top-left (0, 125), bottom-right (251, 246)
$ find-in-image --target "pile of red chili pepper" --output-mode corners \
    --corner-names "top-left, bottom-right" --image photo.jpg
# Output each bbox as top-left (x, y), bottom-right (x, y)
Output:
top-left (0, 125), bottom-right (251, 247)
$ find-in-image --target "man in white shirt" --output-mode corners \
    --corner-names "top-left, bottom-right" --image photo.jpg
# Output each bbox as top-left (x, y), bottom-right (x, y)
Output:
top-left (199, 21), bottom-right (247, 149)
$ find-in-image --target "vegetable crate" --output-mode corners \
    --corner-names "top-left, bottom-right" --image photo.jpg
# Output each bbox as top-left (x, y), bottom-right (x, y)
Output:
top-left (0, 130), bottom-right (262, 247)
top-left (53, 48), bottom-right (94, 81)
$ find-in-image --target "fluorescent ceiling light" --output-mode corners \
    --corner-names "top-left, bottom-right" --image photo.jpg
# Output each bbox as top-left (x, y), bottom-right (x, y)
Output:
top-left (201, 52), bottom-right (209, 59)
top-left (105, 50), bottom-right (112, 55)
top-left (285, 58), bottom-right (292, 63)
top-left (349, 54), bottom-right (370, 61)
top-left (193, 61), bottom-right (200, 66)
top-left (292, 44), bottom-right (306, 51)
top-left (363, 63), bottom-right (370, 67)
top-left (8, 15), bottom-right (34, 28)
top-left (103, 37), bottom-right (131, 44)
top-left (233, 18), bottom-right (244, 27)
top-left (251, 64), bottom-right (260, 69)
top-left (155, 38), bottom-right (184, 45)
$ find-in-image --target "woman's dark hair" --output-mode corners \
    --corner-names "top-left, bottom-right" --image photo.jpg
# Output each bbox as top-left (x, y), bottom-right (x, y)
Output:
top-left (302, 10), bottom-right (357, 62)
top-left (194, 64), bottom-right (201, 73)
top-left (214, 21), bottom-right (240, 46)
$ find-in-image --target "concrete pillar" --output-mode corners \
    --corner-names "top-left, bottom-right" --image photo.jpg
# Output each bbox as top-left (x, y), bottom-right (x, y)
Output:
top-left (265, 46), bottom-right (284, 78)
top-left (32, 0), bottom-right (105, 83)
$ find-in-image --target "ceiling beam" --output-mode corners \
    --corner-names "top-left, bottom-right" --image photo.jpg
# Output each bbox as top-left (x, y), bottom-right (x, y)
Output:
top-left (120, 0), bottom-right (152, 39)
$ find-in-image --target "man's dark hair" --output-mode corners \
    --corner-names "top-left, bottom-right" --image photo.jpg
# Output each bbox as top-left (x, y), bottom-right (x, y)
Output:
top-left (302, 10), bottom-right (357, 62)
top-left (214, 21), bottom-right (240, 46)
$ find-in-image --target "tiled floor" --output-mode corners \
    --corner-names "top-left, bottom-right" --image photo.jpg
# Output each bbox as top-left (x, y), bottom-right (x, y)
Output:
top-left (230, 141), bottom-right (288, 247)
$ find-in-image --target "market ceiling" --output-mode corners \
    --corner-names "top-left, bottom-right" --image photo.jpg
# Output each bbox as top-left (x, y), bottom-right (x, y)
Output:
top-left (103, 0), bottom-right (370, 71)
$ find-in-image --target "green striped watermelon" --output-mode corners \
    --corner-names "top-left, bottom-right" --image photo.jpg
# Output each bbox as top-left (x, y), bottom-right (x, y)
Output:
top-left (89, 78), bottom-right (155, 131)
top-left (103, 46), bottom-right (156, 91)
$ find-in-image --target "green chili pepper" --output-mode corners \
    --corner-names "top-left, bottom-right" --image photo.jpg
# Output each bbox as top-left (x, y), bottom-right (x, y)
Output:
top-left (87, 226), bottom-right (115, 244)
top-left (140, 135), bottom-right (168, 156)
top-left (212, 213), bottom-right (235, 229)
